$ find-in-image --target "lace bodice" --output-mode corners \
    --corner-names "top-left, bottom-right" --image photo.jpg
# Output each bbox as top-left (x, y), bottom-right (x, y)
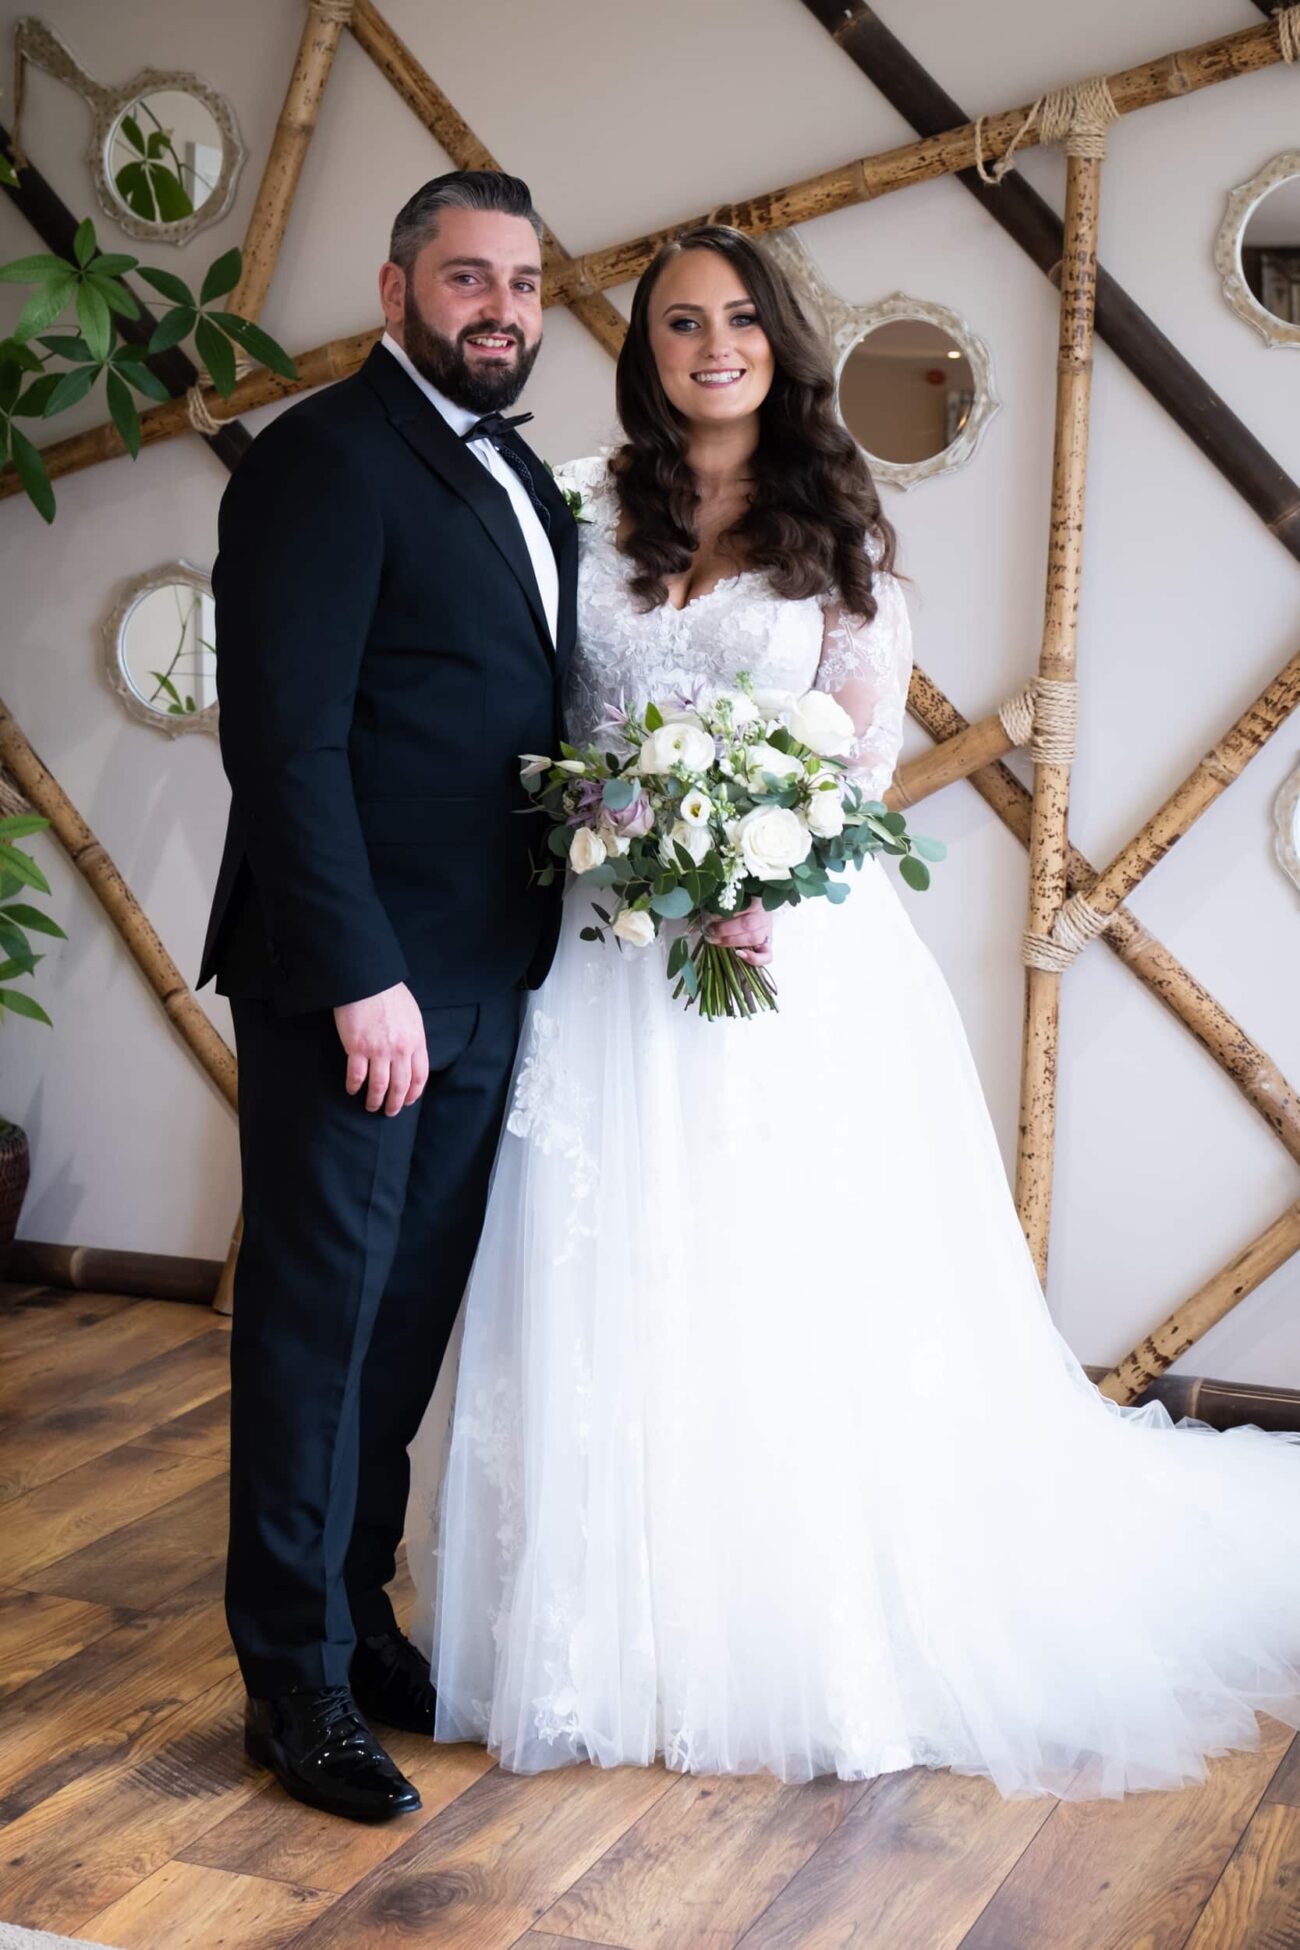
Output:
top-left (553, 454), bottom-right (913, 800)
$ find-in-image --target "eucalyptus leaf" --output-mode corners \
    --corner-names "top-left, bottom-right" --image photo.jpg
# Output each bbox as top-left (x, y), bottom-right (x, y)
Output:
top-left (650, 886), bottom-right (694, 919)
top-left (911, 833), bottom-right (947, 862)
top-left (601, 777), bottom-right (637, 811)
top-left (898, 854), bottom-right (931, 892)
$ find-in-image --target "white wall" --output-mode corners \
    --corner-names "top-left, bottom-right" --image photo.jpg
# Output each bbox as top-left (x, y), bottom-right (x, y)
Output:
top-left (2, 0), bottom-right (1298, 1384)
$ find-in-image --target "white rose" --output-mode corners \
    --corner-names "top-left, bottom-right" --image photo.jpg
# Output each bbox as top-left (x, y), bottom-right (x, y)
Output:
top-left (659, 819), bottom-right (712, 869)
top-left (785, 690), bottom-right (855, 758)
top-left (519, 753), bottom-right (551, 783)
top-left (638, 722), bottom-right (716, 775)
top-left (735, 805), bottom-right (813, 881)
top-left (596, 817), bottom-right (631, 857)
top-left (569, 826), bottom-right (608, 874)
top-left (612, 907), bottom-right (656, 948)
top-left (679, 788), bottom-right (712, 827)
top-left (745, 742), bottom-right (804, 792)
top-left (752, 686), bottom-right (798, 721)
top-left (803, 783), bottom-right (845, 838)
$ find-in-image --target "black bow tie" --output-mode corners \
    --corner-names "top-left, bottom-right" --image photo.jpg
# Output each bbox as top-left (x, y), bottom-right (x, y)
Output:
top-left (461, 411), bottom-right (534, 445)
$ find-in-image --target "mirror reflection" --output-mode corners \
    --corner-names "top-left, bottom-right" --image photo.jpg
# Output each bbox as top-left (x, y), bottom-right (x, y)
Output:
top-left (120, 581), bottom-right (217, 720)
top-left (1241, 174), bottom-right (1300, 328)
top-left (839, 319), bottom-right (976, 466)
top-left (105, 90), bottom-right (225, 225)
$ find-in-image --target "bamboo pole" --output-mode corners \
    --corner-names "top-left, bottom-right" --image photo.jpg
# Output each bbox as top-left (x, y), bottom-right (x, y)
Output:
top-left (904, 666), bottom-right (1300, 1168)
top-left (1098, 1198), bottom-right (1300, 1404)
top-left (0, 700), bottom-right (238, 1112)
top-left (796, 1), bottom-right (1300, 562)
top-left (1048, 646), bottom-right (1300, 954)
top-left (229, 1), bottom-right (354, 324)
top-left (541, 14), bottom-right (1296, 310)
top-left (886, 696), bottom-right (1018, 810)
top-left (348, 0), bottom-right (628, 360)
top-left (0, 328), bottom-right (379, 497)
top-left (1014, 140), bottom-right (1103, 1282)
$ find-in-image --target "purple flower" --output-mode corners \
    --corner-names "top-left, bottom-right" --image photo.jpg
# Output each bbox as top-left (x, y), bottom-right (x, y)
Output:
top-left (607, 786), bottom-right (655, 838)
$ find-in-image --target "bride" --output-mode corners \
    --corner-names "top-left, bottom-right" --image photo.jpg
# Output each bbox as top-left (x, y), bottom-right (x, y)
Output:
top-left (410, 222), bottom-right (1300, 1801)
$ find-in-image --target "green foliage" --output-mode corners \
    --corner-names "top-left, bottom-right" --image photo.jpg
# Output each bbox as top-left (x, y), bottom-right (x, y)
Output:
top-left (0, 209), bottom-right (297, 522)
top-left (0, 814), bottom-right (64, 1029)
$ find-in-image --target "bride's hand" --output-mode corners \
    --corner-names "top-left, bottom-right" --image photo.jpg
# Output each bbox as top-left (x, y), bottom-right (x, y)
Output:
top-left (705, 900), bottom-right (773, 967)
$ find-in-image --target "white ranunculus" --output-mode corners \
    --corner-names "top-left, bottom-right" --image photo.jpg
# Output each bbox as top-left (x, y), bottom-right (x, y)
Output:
top-left (569, 826), bottom-right (608, 874)
top-left (638, 721), bottom-right (716, 776)
top-left (735, 805), bottom-right (813, 881)
top-left (519, 753), bottom-right (551, 783)
top-left (803, 783), bottom-right (846, 838)
top-left (612, 907), bottom-right (656, 947)
top-left (785, 690), bottom-right (856, 758)
top-left (679, 788), bottom-right (712, 828)
top-left (655, 703), bottom-right (706, 728)
top-left (659, 819), bottom-right (712, 869)
top-left (710, 687), bottom-right (760, 727)
top-left (745, 742), bottom-right (804, 792)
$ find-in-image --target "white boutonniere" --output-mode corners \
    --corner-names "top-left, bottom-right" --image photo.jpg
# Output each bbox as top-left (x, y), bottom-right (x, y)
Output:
top-left (543, 460), bottom-right (592, 524)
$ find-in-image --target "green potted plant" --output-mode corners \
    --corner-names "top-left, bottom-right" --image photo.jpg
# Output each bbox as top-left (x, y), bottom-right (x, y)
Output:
top-left (0, 810), bottom-right (65, 1267)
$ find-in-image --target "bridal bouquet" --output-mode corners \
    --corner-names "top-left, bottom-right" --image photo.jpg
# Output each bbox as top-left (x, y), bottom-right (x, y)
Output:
top-left (520, 679), bottom-right (944, 1020)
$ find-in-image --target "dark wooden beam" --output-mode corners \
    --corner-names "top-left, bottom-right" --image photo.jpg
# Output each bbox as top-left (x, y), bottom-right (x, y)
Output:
top-left (797, 2), bottom-right (1300, 561)
top-left (0, 121), bottom-right (251, 473)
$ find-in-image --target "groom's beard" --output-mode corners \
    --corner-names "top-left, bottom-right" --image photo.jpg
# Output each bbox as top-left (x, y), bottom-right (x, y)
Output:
top-left (401, 294), bottom-right (541, 415)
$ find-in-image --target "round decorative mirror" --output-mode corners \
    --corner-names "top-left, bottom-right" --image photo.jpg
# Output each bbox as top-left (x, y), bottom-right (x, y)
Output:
top-left (13, 22), bottom-right (244, 245)
top-left (1216, 153), bottom-right (1300, 349)
top-left (759, 233), bottom-right (1000, 490)
top-left (104, 563), bottom-right (218, 738)
top-left (105, 88), bottom-right (228, 228)
top-left (1274, 762), bottom-right (1300, 897)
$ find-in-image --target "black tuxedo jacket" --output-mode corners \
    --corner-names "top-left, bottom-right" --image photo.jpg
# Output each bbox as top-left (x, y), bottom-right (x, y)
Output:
top-left (198, 342), bottom-right (576, 1015)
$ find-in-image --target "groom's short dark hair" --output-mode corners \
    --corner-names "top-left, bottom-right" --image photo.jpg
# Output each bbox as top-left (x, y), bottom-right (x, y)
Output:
top-left (389, 171), bottom-right (543, 272)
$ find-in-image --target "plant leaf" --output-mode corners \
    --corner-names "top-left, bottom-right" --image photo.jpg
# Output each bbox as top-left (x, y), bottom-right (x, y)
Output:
top-left (75, 280), bottom-right (112, 362)
top-left (898, 854), bottom-right (930, 892)
top-left (116, 357), bottom-right (171, 403)
top-left (0, 840), bottom-right (50, 892)
top-left (207, 312), bottom-right (297, 380)
top-left (36, 332), bottom-right (93, 361)
top-left (89, 271), bottom-right (141, 322)
top-left (650, 886), bottom-right (694, 919)
top-left (137, 265), bottom-right (195, 308)
top-left (120, 113), bottom-right (146, 156)
top-left (200, 248), bottom-right (242, 305)
top-left (150, 167), bottom-right (194, 223)
top-left (89, 252), bottom-right (138, 278)
top-left (73, 218), bottom-right (96, 267)
top-left (0, 815), bottom-right (51, 840)
top-left (43, 363), bottom-right (99, 416)
top-left (0, 987), bottom-right (53, 1026)
top-left (0, 902), bottom-right (65, 939)
top-left (0, 914), bottom-right (33, 963)
top-left (146, 306), bottom-right (197, 356)
top-left (13, 373), bottom-right (61, 417)
top-left (114, 161), bottom-right (156, 223)
top-left (195, 315), bottom-right (236, 397)
top-left (105, 368), bottom-right (141, 457)
top-left (14, 271), bottom-right (77, 342)
top-left (0, 361), bottom-right (20, 413)
top-left (8, 427), bottom-right (55, 522)
top-left (0, 253), bottom-right (74, 282)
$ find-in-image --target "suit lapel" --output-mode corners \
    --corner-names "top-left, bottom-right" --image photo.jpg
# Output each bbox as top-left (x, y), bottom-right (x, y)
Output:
top-left (510, 431), bottom-right (579, 686)
top-left (363, 344), bottom-right (555, 660)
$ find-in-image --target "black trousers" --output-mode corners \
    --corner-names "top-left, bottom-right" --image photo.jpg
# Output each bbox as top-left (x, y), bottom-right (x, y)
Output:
top-left (225, 990), bottom-right (522, 1696)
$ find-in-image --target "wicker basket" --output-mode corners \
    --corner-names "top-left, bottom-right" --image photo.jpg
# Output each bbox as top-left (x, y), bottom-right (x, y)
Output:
top-left (0, 1120), bottom-right (31, 1276)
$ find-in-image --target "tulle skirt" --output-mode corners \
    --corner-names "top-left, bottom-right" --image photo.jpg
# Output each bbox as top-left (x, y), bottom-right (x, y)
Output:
top-left (408, 856), bottom-right (1300, 1800)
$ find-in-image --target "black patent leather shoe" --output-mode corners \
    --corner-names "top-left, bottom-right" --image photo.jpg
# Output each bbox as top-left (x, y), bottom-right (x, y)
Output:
top-left (350, 1627), bottom-right (438, 1735)
top-left (243, 1686), bottom-right (421, 1822)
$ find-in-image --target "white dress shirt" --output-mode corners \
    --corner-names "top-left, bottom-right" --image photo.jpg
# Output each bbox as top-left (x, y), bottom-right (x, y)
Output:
top-left (380, 331), bottom-right (558, 645)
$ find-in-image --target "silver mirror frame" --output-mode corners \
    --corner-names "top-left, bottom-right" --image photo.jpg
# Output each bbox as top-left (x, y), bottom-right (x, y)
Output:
top-left (1214, 151), bottom-right (1300, 351)
top-left (14, 19), bottom-right (245, 245)
top-left (1273, 761), bottom-right (1300, 897)
top-left (103, 560), bottom-right (218, 739)
top-left (761, 230), bottom-right (1001, 491)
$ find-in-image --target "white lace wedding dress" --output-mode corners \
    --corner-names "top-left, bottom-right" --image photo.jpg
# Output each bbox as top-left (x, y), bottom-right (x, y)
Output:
top-left (409, 455), bottom-right (1300, 1800)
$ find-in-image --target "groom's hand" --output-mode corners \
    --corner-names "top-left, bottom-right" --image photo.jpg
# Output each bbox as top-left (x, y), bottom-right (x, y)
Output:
top-left (334, 983), bottom-right (429, 1115)
top-left (705, 899), bottom-right (773, 967)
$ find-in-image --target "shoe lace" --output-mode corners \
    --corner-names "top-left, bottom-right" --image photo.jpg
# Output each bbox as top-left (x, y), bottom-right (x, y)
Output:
top-left (311, 1684), bottom-right (369, 1745)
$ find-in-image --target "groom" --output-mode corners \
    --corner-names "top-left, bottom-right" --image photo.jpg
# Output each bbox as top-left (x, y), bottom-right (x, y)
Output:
top-left (197, 171), bottom-right (577, 1821)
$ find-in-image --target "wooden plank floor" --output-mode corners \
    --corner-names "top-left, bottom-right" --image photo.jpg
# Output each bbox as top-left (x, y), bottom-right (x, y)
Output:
top-left (2, 1282), bottom-right (1299, 1950)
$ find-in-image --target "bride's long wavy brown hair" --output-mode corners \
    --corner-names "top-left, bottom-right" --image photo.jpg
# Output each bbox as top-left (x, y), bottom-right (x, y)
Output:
top-left (611, 225), bottom-right (896, 620)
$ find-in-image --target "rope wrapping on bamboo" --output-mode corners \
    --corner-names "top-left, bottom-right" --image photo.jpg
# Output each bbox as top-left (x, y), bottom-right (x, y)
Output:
top-left (974, 73), bottom-right (1120, 184)
top-left (0, 767), bottom-right (32, 819)
top-left (1277, 5), bottom-right (1300, 63)
top-left (997, 675), bottom-right (1078, 763)
top-left (307, 0), bottom-right (356, 22)
top-left (185, 355), bottom-right (255, 435)
top-left (1021, 890), bottom-right (1113, 971)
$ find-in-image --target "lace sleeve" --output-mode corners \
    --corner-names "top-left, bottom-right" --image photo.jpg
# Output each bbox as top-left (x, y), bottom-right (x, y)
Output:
top-left (814, 568), bottom-right (913, 802)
